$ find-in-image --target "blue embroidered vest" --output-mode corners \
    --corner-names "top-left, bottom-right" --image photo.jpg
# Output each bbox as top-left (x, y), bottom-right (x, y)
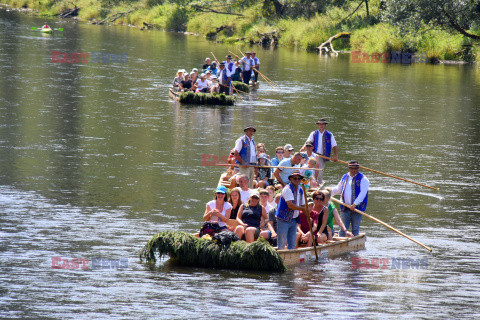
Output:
top-left (339, 172), bottom-right (368, 211)
top-left (218, 68), bottom-right (229, 84)
top-left (226, 61), bottom-right (234, 73)
top-left (276, 183), bottom-right (303, 223)
top-left (313, 130), bottom-right (332, 159)
top-left (235, 135), bottom-right (255, 165)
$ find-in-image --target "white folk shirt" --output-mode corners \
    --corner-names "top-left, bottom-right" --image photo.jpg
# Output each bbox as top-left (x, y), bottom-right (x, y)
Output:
top-left (241, 57), bottom-right (254, 71)
top-left (282, 184), bottom-right (305, 219)
top-left (224, 61), bottom-right (235, 77)
top-left (306, 130), bottom-right (337, 155)
top-left (331, 173), bottom-right (369, 206)
top-left (235, 135), bottom-right (257, 164)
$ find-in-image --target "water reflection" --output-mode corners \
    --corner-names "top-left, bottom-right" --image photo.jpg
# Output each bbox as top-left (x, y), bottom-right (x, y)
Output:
top-left (1, 8), bottom-right (480, 319)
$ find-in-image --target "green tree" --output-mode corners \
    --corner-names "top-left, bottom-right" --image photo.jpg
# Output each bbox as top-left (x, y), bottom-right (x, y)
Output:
top-left (382, 0), bottom-right (480, 39)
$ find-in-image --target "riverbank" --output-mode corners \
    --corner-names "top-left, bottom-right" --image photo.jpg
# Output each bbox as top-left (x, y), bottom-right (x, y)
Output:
top-left (1, 0), bottom-right (479, 63)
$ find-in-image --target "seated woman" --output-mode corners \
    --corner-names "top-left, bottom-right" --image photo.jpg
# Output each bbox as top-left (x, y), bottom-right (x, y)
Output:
top-left (231, 60), bottom-right (242, 82)
top-left (323, 188), bottom-right (353, 239)
top-left (194, 73), bottom-right (209, 93)
top-left (173, 69), bottom-right (185, 92)
top-left (203, 185), bottom-right (232, 232)
top-left (209, 62), bottom-right (218, 75)
top-left (190, 68), bottom-right (198, 83)
top-left (311, 190), bottom-right (329, 244)
top-left (179, 73), bottom-right (193, 92)
top-left (256, 143), bottom-right (268, 157)
top-left (209, 75), bottom-right (220, 93)
top-left (255, 153), bottom-right (272, 189)
top-left (297, 198), bottom-right (319, 247)
top-left (266, 185), bottom-right (276, 209)
top-left (234, 190), bottom-right (269, 243)
top-left (227, 187), bottom-right (243, 231)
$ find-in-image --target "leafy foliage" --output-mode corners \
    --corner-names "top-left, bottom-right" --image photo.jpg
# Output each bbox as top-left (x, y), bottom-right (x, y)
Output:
top-left (140, 231), bottom-right (287, 272)
top-left (382, 0), bottom-right (480, 39)
top-left (165, 5), bottom-right (188, 31)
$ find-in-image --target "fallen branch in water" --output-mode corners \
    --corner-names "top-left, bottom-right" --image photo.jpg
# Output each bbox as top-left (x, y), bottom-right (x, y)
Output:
top-left (317, 32), bottom-right (352, 55)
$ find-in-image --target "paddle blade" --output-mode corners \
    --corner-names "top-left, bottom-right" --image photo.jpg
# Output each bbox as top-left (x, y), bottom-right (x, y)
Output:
top-left (57, 28), bottom-right (63, 31)
top-left (31, 26), bottom-right (38, 30)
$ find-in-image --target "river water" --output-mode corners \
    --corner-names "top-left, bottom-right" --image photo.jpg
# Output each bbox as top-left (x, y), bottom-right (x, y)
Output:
top-left (1, 8), bottom-right (480, 319)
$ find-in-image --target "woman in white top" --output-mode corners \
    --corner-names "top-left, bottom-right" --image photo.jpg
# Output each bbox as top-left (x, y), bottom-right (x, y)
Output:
top-left (203, 185), bottom-right (232, 231)
top-left (195, 73), bottom-right (209, 93)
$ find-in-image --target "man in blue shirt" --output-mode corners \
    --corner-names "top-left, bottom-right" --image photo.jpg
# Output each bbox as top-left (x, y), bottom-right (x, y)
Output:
top-left (273, 152), bottom-right (302, 187)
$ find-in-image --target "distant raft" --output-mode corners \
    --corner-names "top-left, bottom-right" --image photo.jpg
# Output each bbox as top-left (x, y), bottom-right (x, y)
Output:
top-left (140, 231), bottom-right (287, 272)
top-left (231, 81), bottom-right (250, 93)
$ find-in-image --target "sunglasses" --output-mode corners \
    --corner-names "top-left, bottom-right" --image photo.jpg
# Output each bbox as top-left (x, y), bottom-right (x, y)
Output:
top-left (216, 192), bottom-right (225, 195)
top-left (314, 196), bottom-right (324, 201)
top-left (292, 177), bottom-right (302, 181)
top-left (276, 151), bottom-right (284, 154)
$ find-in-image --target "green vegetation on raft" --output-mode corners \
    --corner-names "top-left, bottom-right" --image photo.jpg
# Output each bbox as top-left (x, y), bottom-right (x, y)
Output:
top-left (178, 91), bottom-right (236, 105)
top-left (139, 230), bottom-right (287, 272)
top-left (2, 0), bottom-right (479, 62)
top-left (231, 81), bottom-right (250, 94)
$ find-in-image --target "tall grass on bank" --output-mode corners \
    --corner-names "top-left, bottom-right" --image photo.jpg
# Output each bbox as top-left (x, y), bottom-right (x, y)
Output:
top-left (3, 0), bottom-right (477, 62)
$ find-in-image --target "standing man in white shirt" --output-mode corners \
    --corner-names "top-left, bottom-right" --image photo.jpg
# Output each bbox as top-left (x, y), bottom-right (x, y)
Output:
top-left (252, 51), bottom-right (260, 83)
top-left (301, 118), bottom-right (338, 184)
top-left (217, 63), bottom-right (229, 95)
top-left (241, 51), bottom-right (254, 85)
top-left (234, 126), bottom-right (257, 188)
top-left (224, 54), bottom-right (235, 94)
top-left (330, 160), bottom-right (369, 237)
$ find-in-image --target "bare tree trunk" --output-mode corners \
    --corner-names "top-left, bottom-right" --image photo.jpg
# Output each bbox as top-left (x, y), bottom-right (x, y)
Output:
top-left (365, 0), bottom-right (369, 16)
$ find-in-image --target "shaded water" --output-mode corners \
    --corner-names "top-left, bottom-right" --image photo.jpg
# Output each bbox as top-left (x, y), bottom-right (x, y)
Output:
top-left (1, 8), bottom-right (480, 319)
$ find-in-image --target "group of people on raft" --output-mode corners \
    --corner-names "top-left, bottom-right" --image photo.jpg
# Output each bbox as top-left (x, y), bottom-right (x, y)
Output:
top-left (173, 52), bottom-right (260, 94)
top-left (203, 118), bottom-right (370, 250)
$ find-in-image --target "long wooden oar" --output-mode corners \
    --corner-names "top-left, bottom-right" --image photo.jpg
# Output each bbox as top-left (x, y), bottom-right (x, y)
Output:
top-left (228, 50), bottom-right (275, 89)
top-left (301, 184), bottom-right (319, 261)
top-left (215, 163), bottom-right (323, 171)
top-left (314, 153), bottom-right (439, 191)
top-left (330, 197), bottom-right (432, 252)
top-left (237, 49), bottom-right (280, 88)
